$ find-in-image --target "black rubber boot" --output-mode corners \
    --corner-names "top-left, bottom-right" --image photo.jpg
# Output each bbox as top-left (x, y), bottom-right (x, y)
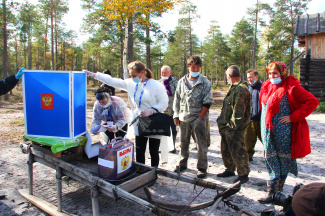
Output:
top-left (258, 180), bottom-right (279, 204)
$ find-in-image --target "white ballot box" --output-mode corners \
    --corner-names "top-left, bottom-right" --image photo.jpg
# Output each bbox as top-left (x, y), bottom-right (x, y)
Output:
top-left (22, 70), bottom-right (87, 139)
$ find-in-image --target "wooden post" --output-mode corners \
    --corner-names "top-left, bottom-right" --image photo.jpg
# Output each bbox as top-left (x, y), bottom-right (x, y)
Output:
top-left (28, 153), bottom-right (34, 195)
top-left (53, 152), bottom-right (61, 158)
top-left (75, 145), bottom-right (83, 160)
top-left (56, 166), bottom-right (62, 212)
top-left (91, 186), bottom-right (100, 216)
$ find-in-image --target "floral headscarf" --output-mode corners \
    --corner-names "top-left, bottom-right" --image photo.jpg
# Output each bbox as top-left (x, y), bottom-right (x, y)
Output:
top-left (270, 61), bottom-right (288, 80)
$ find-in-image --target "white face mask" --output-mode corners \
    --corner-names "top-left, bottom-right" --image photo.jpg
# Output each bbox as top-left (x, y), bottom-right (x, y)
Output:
top-left (101, 101), bottom-right (112, 109)
top-left (161, 76), bottom-right (169, 80)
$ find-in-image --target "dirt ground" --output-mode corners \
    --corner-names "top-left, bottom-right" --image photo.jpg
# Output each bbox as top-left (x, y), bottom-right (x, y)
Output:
top-left (0, 84), bottom-right (324, 216)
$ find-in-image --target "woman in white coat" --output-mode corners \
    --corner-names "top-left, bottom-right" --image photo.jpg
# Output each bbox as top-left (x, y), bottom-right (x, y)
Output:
top-left (85, 61), bottom-right (168, 167)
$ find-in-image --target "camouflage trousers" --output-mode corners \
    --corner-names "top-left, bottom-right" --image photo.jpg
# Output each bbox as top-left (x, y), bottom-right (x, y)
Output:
top-left (219, 128), bottom-right (250, 176)
top-left (179, 117), bottom-right (208, 171)
top-left (244, 121), bottom-right (262, 158)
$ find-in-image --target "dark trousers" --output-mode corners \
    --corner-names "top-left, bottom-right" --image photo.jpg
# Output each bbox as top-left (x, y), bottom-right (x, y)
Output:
top-left (136, 136), bottom-right (160, 167)
top-left (169, 115), bottom-right (177, 149)
top-left (104, 124), bottom-right (128, 144)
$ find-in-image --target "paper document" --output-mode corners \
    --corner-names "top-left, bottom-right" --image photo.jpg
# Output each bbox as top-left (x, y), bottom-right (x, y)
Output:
top-left (90, 125), bottom-right (108, 133)
top-left (104, 121), bottom-right (114, 126)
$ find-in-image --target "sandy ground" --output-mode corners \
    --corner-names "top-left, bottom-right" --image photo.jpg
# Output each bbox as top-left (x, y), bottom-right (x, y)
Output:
top-left (0, 89), bottom-right (324, 216)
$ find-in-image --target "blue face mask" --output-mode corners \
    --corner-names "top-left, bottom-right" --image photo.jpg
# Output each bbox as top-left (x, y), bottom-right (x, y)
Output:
top-left (270, 77), bottom-right (282, 85)
top-left (250, 80), bottom-right (257, 85)
top-left (133, 77), bottom-right (142, 83)
top-left (190, 71), bottom-right (200, 77)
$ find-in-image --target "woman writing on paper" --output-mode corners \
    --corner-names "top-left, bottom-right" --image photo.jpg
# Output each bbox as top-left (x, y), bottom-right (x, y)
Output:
top-left (91, 87), bottom-right (132, 144)
top-left (85, 61), bottom-right (168, 167)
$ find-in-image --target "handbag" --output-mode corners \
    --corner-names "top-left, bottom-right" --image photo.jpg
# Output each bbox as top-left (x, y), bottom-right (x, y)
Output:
top-left (134, 108), bottom-right (171, 137)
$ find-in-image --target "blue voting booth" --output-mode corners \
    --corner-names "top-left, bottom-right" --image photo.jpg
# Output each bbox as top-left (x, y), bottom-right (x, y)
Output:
top-left (23, 71), bottom-right (87, 139)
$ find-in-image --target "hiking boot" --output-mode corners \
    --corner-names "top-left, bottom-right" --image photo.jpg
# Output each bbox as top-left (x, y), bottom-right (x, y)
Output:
top-left (196, 169), bottom-right (207, 178)
top-left (233, 175), bottom-right (249, 184)
top-left (169, 149), bottom-right (176, 153)
top-left (174, 166), bottom-right (187, 173)
top-left (217, 171), bottom-right (235, 178)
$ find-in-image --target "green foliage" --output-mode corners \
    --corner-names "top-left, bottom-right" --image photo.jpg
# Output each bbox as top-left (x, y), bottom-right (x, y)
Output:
top-left (316, 92), bottom-right (325, 112)
top-left (0, 0), bottom-right (311, 88)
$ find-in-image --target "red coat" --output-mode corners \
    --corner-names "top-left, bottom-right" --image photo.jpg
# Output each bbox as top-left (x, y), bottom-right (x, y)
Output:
top-left (260, 76), bottom-right (319, 159)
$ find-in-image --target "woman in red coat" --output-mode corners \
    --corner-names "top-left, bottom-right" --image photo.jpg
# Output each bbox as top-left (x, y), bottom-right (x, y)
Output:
top-left (258, 62), bottom-right (319, 204)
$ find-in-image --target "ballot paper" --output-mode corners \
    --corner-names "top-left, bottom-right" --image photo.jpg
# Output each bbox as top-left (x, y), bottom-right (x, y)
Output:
top-left (90, 125), bottom-right (107, 133)
top-left (90, 122), bottom-right (114, 133)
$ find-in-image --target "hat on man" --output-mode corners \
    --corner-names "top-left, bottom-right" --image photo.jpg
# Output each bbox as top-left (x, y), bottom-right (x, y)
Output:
top-left (292, 182), bottom-right (325, 216)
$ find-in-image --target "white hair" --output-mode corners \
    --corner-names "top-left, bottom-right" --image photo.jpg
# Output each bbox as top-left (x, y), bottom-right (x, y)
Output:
top-left (161, 65), bottom-right (172, 72)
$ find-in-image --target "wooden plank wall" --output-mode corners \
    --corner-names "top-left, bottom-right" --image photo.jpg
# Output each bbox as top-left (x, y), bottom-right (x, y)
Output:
top-left (306, 33), bottom-right (325, 59)
top-left (300, 58), bottom-right (325, 99)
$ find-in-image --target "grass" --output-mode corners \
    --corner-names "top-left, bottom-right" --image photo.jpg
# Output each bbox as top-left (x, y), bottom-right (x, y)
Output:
top-left (10, 118), bottom-right (25, 126)
top-left (316, 101), bottom-right (325, 113)
top-left (0, 109), bottom-right (15, 113)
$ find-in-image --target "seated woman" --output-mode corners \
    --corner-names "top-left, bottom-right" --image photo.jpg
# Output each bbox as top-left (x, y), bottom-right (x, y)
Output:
top-left (91, 87), bottom-right (132, 144)
top-left (85, 61), bottom-right (168, 167)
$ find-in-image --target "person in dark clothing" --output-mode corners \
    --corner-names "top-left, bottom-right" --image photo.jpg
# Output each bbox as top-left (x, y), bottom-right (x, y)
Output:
top-left (244, 69), bottom-right (262, 161)
top-left (0, 68), bottom-right (25, 96)
top-left (100, 69), bottom-right (115, 96)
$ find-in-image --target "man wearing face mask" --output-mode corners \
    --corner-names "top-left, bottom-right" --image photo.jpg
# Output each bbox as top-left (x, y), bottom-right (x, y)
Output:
top-left (91, 87), bottom-right (132, 144)
top-left (245, 69), bottom-right (262, 162)
top-left (159, 65), bottom-right (178, 153)
top-left (173, 55), bottom-right (213, 178)
top-left (217, 65), bottom-right (251, 184)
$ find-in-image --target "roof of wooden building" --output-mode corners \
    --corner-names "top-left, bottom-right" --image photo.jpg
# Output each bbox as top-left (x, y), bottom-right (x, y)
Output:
top-left (294, 12), bottom-right (325, 36)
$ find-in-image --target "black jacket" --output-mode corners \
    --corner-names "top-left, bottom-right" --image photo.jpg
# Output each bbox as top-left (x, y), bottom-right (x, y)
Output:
top-left (0, 75), bottom-right (19, 96)
top-left (249, 81), bottom-right (262, 121)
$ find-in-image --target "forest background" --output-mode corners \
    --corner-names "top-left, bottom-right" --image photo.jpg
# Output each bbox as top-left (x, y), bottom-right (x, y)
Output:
top-left (1, 0), bottom-right (324, 97)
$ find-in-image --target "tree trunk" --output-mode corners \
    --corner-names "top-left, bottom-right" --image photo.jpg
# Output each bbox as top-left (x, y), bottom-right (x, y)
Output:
top-left (24, 42), bottom-right (27, 68)
top-left (63, 41), bottom-right (66, 70)
top-left (98, 47), bottom-right (101, 72)
top-left (216, 53), bottom-right (218, 86)
top-left (123, 18), bottom-right (129, 79)
top-left (44, 12), bottom-right (49, 70)
top-left (189, 11), bottom-right (192, 56)
top-left (2, 0), bottom-right (9, 100)
top-left (60, 40), bottom-right (63, 70)
top-left (127, 20), bottom-right (134, 64)
top-left (28, 22), bottom-right (32, 69)
top-left (119, 25), bottom-right (124, 79)
top-left (15, 37), bottom-right (18, 71)
top-left (252, 0), bottom-right (258, 69)
top-left (55, 11), bottom-right (58, 67)
top-left (183, 52), bottom-right (187, 76)
top-left (37, 45), bottom-right (40, 70)
top-left (51, 0), bottom-right (55, 70)
top-left (146, 17), bottom-right (151, 69)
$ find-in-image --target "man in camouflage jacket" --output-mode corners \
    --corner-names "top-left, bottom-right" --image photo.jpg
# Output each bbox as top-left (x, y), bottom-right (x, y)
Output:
top-left (173, 56), bottom-right (213, 178)
top-left (217, 65), bottom-right (251, 184)
top-left (159, 65), bottom-right (178, 153)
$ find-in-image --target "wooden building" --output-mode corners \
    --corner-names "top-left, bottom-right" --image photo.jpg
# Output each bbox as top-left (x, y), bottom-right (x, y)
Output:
top-left (295, 12), bottom-right (325, 98)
